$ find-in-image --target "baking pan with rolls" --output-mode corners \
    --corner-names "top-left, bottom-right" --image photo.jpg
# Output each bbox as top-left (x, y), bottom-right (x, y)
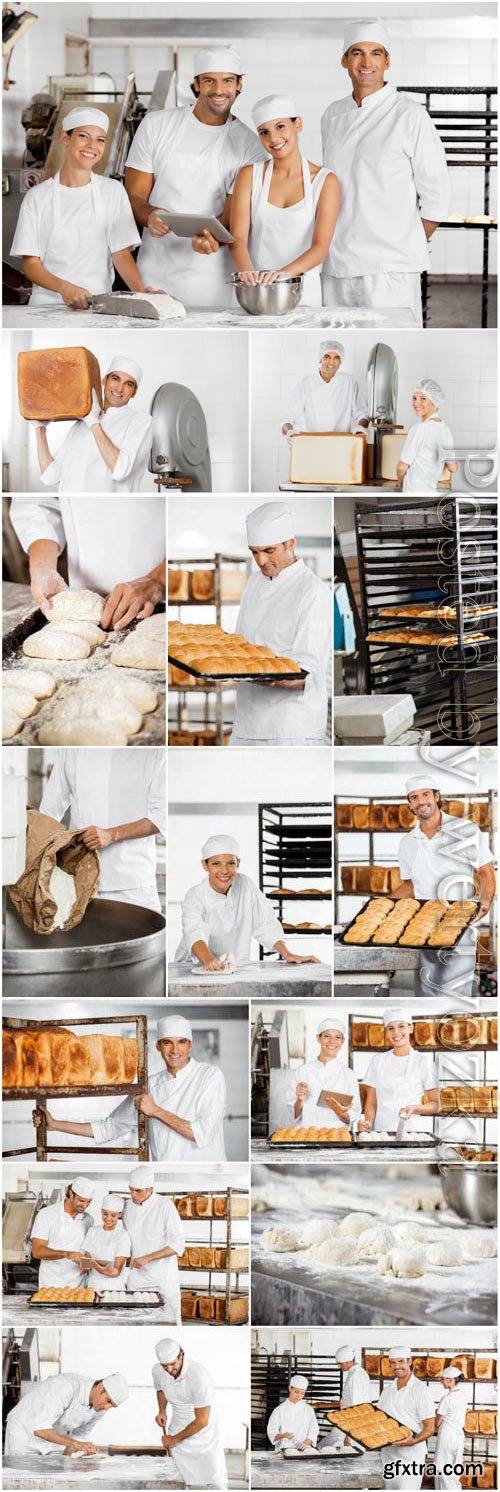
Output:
top-left (337, 897), bottom-right (478, 948)
top-left (325, 1404), bottom-right (411, 1450)
top-left (168, 621), bottom-right (307, 681)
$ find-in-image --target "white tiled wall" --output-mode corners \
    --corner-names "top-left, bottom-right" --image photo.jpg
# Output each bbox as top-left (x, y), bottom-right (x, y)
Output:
top-left (251, 328), bottom-right (497, 491)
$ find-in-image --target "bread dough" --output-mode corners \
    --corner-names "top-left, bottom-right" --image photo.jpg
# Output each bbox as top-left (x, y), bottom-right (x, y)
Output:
top-left (24, 628), bottom-right (90, 660)
top-left (313, 1236), bottom-right (359, 1266)
top-left (45, 589), bottom-right (104, 623)
top-left (2, 686), bottom-right (39, 719)
top-left (135, 615), bottom-right (165, 637)
top-left (301, 1218), bottom-right (338, 1247)
top-left (426, 1237), bottom-right (463, 1266)
top-left (3, 669), bottom-right (56, 698)
top-left (111, 638), bottom-right (164, 671)
top-left (103, 675), bottom-right (158, 713)
top-left (49, 865), bottom-right (77, 930)
top-left (48, 620), bottom-right (106, 646)
top-left (377, 1246), bottom-right (427, 1278)
top-left (393, 1222), bottom-right (429, 1245)
top-left (358, 1130), bottom-right (391, 1141)
top-left (394, 1187), bottom-right (445, 1212)
top-left (462, 1230), bottom-right (497, 1261)
top-left (338, 1212), bottom-right (375, 1237)
top-left (2, 707), bottom-right (24, 740)
top-left (49, 691), bottom-right (143, 736)
top-left (38, 721), bottom-right (129, 745)
top-left (357, 1225), bottom-right (396, 1257)
top-left (260, 1225), bottom-right (300, 1252)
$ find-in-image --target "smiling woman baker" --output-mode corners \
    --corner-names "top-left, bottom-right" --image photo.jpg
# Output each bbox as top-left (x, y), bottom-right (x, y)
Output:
top-left (357, 1008), bottom-right (438, 1136)
top-left (10, 107), bottom-right (158, 310)
top-left (175, 834), bottom-right (320, 972)
top-left (285, 1015), bottom-right (362, 1132)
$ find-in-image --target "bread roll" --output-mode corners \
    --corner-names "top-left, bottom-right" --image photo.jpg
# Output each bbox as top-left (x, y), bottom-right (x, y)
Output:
top-left (372, 898), bottom-right (421, 943)
top-left (399, 899), bottom-right (450, 946)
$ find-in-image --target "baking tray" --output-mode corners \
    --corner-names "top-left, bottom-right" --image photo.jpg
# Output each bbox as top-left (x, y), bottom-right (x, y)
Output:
top-left (265, 823), bottom-right (330, 838)
top-left (28, 1290), bottom-right (164, 1308)
top-left (168, 651), bottom-right (307, 682)
top-left (268, 1134), bottom-right (438, 1149)
top-left (325, 1409), bottom-right (411, 1451)
top-left (335, 897), bottom-right (478, 949)
top-left (282, 1448), bottom-right (364, 1461)
top-left (28, 1292), bottom-right (96, 1307)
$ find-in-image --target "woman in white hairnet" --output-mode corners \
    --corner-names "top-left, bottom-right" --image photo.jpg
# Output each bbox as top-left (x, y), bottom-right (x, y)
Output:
top-left (397, 381), bottom-right (457, 493)
top-left (175, 834), bottom-right (319, 970)
top-left (29, 354), bottom-right (153, 494)
top-left (282, 342), bottom-right (368, 438)
top-left (10, 106), bottom-right (159, 310)
top-left (230, 95), bottom-right (338, 304)
top-left (267, 1376), bottom-right (319, 1453)
top-left (357, 1009), bottom-right (438, 1136)
top-left (285, 1016), bottom-right (361, 1132)
top-left (434, 1368), bottom-right (469, 1490)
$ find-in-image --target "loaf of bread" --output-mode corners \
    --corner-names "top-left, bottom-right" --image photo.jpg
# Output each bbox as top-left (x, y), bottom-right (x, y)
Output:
top-left (215, 1295), bottom-right (248, 1323)
top-left (372, 898), bottom-right (421, 944)
top-left (213, 1195), bottom-right (248, 1218)
top-left (336, 804), bottom-right (354, 828)
top-left (356, 866), bottom-right (373, 894)
top-left (380, 1357), bottom-right (393, 1378)
top-left (465, 1411), bottom-right (479, 1434)
top-left (190, 570), bottom-right (215, 602)
top-left (168, 569), bottom-right (190, 601)
top-left (490, 1018), bottom-right (497, 1045)
top-left (451, 1356), bottom-right (471, 1377)
top-left (175, 1196), bottom-right (195, 1218)
top-left (437, 1016), bottom-right (486, 1048)
top-left (427, 1357), bottom-right (447, 1377)
top-left (413, 1021), bottom-right (436, 1048)
top-left (195, 1195), bottom-right (213, 1218)
top-left (411, 1358), bottom-right (427, 1380)
top-left (289, 431), bottom-right (367, 486)
top-left (479, 1412), bottom-right (497, 1435)
top-left (369, 804), bottom-right (386, 830)
top-left (367, 1023), bottom-right (386, 1048)
top-left (18, 347), bottom-right (102, 421)
top-left (197, 1295), bottom-right (216, 1319)
top-left (352, 1022), bottom-right (369, 1048)
top-left (475, 1468), bottom-right (496, 1489)
top-left (341, 866), bottom-right (358, 892)
top-left (2, 1026), bottom-right (137, 1088)
top-left (364, 1353), bottom-right (381, 1376)
top-left (474, 1359), bottom-right (495, 1380)
top-left (386, 804), bottom-right (401, 831)
top-left (181, 1291), bottom-right (199, 1318)
top-left (352, 805), bottom-right (370, 830)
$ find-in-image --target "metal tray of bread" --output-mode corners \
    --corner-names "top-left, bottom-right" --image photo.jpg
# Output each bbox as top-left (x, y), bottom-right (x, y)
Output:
top-left (366, 629), bottom-right (489, 649)
top-left (336, 897), bottom-right (477, 949)
top-left (29, 1289), bottom-right (96, 1307)
top-left (95, 1290), bottom-right (164, 1308)
top-left (325, 1404), bottom-right (412, 1451)
top-left (168, 651), bottom-right (307, 682)
top-left (283, 1446), bottom-right (364, 1460)
top-left (268, 1132), bottom-right (437, 1149)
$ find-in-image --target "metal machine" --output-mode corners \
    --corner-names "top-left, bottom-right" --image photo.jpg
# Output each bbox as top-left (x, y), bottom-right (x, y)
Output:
top-left (2, 1188), bottom-right (52, 1296)
top-left (150, 383), bottom-right (212, 492)
top-left (366, 341), bottom-right (404, 479)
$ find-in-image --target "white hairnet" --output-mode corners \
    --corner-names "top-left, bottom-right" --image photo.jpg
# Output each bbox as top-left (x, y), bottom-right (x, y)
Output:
top-left (156, 1338), bottom-right (181, 1364)
top-left (102, 1372), bottom-right (129, 1405)
top-left (105, 356), bottom-right (142, 387)
top-left (129, 1165), bottom-right (155, 1188)
top-left (342, 19), bottom-right (390, 55)
top-left (319, 341), bottom-right (345, 363)
top-left (383, 1008), bottom-right (414, 1028)
top-left (290, 1375), bottom-right (309, 1389)
top-left (413, 378), bottom-right (444, 407)
top-left (246, 501), bottom-right (294, 546)
top-left (202, 835), bottom-right (240, 859)
top-left (101, 1194), bottom-right (123, 1211)
top-left (157, 1016), bottom-right (192, 1041)
top-left (63, 107), bottom-right (110, 133)
top-left (71, 1176), bottom-right (95, 1199)
top-left (193, 47), bottom-right (242, 76)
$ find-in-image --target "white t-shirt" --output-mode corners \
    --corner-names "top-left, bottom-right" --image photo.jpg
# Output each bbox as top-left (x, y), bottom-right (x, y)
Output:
top-left (399, 811), bottom-right (494, 901)
top-left (401, 417), bottom-right (455, 493)
top-left (32, 1199), bottom-right (92, 1289)
top-left (82, 1222), bottom-right (131, 1291)
top-left (11, 175), bottom-right (140, 306)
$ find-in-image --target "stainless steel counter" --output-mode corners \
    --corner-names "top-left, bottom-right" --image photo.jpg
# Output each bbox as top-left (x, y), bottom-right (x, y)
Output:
top-left (168, 961), bottom-right (332, 998)
top-left (3, 305), bottom-right (417, 331)
top-left (334, 943), bottom-right (419, 973)
top-left (3, 1450), bottom-right (246, 1490)
top-left (251, 1448), bottom-right (381, 1488)
top-left (251, 1136), bottom-right (438, 1164)
top-left (2, 1296), bottom-right (173, 1327)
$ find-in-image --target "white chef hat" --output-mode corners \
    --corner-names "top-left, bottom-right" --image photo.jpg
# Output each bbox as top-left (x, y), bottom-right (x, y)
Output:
top-left (319, 340), bottom-right (345, 362)
top-left (405, 775), bottom-right (437, 794)
top-left (105, 356), bottom-right (143, 387)
top-left (62, 107), bottom-right (110, 133)
top-left (252, 95), bottom-right (299, 130)
top-left (317, 1015), bottom-right (346, 1037)
top-left (101, 1194), bottom-right (123, 1211)
top-left (246, 502), bottom-right (295, 547)
top-left (342, 19), bottom-right (390, 55)
top-left (102, 1372), bottom-right (129, 1404)
top-left (156, 1338), bottom-right (181, 1364)
top-left (71, 1175), bottom-right (95, 1198)
top-left (442, 1367), bottom-right (462, 1378)
top-left (202, 834), bottom-right (240, 859)
top-left (129, 1164), bottom-right (155, 1188)
top-left (336, 1345), bottom-right (356, 1363)
top-left (193, 47), bottom-right (243, 77)
top-left (290, 1375), bottom-right (309, 1389)
top-left (388, 1346), bottom-right (413, 1361)
top-left (383, 1008), bottom-right (414, 1028)
top-left (157, 1015), bottom-right (192, 1041)
top-left (413, 378), bottom-right (444, 407)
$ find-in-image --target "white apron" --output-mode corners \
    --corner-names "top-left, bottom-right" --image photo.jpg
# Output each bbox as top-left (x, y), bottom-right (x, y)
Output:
top-left (82, 1221), bottom-right (130, 1292)
top-left (364, 1049), bottom-right (435, 1133)
top-left (10, 494), bottom-right (165, 595)
top-left (25, 173), bottom-right (111, 309)
top-left (39, 749), bottom-right (164, 908)
top-left (435, 1391), bottom-right (467, 1490)
top-left (378, 1378), bottom-right (431, 1490)
top-left (123, 1192), bottom-right (184, 1320)
top-left (267, 1397), bottom-right (318, 1450)
top-left (401, 417), bottom-right (455, 493)
top-left (154, 1358), bottom-right (227, 1488)
top-left (135, 110), bottom-right (232, 307)
top-left (33, 1200), bottom-right (92, 1289)
top-left (248, 158), bottom-right (331, 305)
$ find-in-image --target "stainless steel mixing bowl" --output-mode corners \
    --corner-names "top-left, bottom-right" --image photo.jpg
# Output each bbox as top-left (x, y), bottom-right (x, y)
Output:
top-left (439, 1162), bottom-right (497, 1225)
top-left (232, 275), bottom-right (303, 316)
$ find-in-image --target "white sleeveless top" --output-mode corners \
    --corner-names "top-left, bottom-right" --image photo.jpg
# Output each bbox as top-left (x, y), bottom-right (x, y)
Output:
top-left (248, 156), bottom-right (333, 305)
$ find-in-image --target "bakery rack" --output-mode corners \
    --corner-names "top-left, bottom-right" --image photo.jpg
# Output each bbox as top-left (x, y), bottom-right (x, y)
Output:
top-left (252, 1351), bottom-right (342, 1448)
top-left (175, 1186), bottom-right (249, 1325)
top-left (259, 802), bottom-right (332, 960)
top-left (2, 1015), bottom-right (149, 1161)
top-left (349, 1014), bottom-right (497, 1145)
top-left (168, 552), bottom-right (249, 745)
top-left (362, 1349), bottom-right (497, 1488)
top-left (354, 497), bottom-right (498, 745)
top-left (398, 85), bottom-right (497, 328)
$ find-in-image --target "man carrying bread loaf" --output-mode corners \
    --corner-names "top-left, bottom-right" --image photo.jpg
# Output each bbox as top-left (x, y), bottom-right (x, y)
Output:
top-left (285, 1015), bottom-right (361, 1132)
top-left (4, 1369), bottom-right (129, 1458)
top-left (282, 342), bottom-right (368, 440)
top-left (392, 776), bottom-right (495, 997)
top-left (377, 1347), bottom-right (435, 1489)
top-left (30, 1174), bottom-right (94, 1292)
top-left (175, 834), bottom-right (320, 970)
top-left (30, 355), bottom-right (152, 493)
top-left (230, 502), bottom-right (331, 745)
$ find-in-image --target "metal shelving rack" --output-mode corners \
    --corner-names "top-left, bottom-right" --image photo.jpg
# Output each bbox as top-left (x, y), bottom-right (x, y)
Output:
top-left (399, 85), bottom-right (497, 327)
top-left (173, 1186), bottom-right (248, 1325)
top-left (258, 802), bottom-right (332, 960)
top-left (251, 1352), bottom-right (342, 1449)
top-left (168, 552), bottom-right (249, 745)
top-left (349, 1014), bottom-right (497, 1143)
top-left (354, 497), bottom-right (498, 745)
top-left (363, 1350), bottom-right (498, 1487)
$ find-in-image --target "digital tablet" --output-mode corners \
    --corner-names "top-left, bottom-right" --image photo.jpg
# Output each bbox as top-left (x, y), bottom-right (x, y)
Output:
top-left (156, 212), bottom-right (234, 243)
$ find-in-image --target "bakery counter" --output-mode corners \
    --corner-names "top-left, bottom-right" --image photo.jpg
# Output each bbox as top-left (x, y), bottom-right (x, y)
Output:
top-left (334, 940), bottom-right (419, 973)
top-left (2, 1295), bottom-right (173, 1327)
top-left (280, 480), bottom-right (399, 494)
top-left (3, 1450), bottom-right (247, 1490)
top-left (3, 304), bottom-right (417, 331)
top-left (168, 961), bottom-right (332, 998)
top-left (251, 1447), bottom-right (382, 1488)
top-left (251, 1136), bottom-right (437, 1164)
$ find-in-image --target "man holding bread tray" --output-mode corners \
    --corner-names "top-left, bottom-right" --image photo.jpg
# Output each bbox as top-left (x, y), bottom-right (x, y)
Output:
top-left (377, 1347), bottom-right (435, 1489)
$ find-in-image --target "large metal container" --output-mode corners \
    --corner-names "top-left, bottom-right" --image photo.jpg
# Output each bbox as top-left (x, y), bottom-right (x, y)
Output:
top-left (439, 1162), bottom-right (497, 1225)
top-left (3, 900), bottom-right (165, 998)
top-left (233, 275), bottom-right (303, 316)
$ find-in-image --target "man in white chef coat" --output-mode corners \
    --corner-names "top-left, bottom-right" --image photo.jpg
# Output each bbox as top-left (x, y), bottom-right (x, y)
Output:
top-left (39, 747), bottom-right (165, 913)
top-left (9, 492), bottom-right (165, 630)
top-left (285, 1015), bottom-right (361, 1132)
top-left (4, 1370), bottom-right (129, 1458)
top-left (30, 355), bottom-right (152, 493)
top-left (35, 1014), bottom-right (227, 1163)
top-left (230, 502), bottom-right (331, 745)
top-left (282, 342), bottom-right (369, 438)
top-left (321, 1346), bottom-right (375, 1448)
top-left (267, 1375), bottom-right (319, 1454)
top-left (175, 833), bottom-right (320, 970)
top-left (377, 1347), bottom-right (435, 1489)
top-left (123, 1164), bottom-right (186, 1321)
top-left (321, 20), bottom-right (451, 325)
top-left (393, 775), bottom-right (495, 997)
top-left (30, 1174), bottom-right (94, 1290)
top-left (125, 46), bottom-right (263, 308)
top-left (153, 1338), bottom-right (228, 1488)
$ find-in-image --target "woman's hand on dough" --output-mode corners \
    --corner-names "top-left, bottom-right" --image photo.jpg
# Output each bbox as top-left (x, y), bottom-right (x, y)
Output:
top-left (101, 576), bottom-right (164, 631)
top-left (30, 567), bottom-right (68, 616)
top-left (81, 824), bottom-right (114, 850)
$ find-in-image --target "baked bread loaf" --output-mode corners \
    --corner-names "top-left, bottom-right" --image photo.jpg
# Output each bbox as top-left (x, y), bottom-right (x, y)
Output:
top-left (366, 628), bottom-right (488, 647)
top-left (475, 1468), bottom-right (496, 1489)
top-left (411, 1358), bottom-right (427, 1380)
top-left (413, 1021), bottom-right (436, 1047)
top-left (2, 1026), bottom-right (137, 1088)
top-left (367, 1023), bottom-right (386, 1049)
top-left (190, 570), bottom-right (215, 602)
top-left (343, 899), bottom-right (395, 944)
top-left (386, 805), bottom-right (401, 831)
top-left (437, 1016), bottom-right (486, 1048)
top-left (479, 1412), bottom-right (497, 1435)
top-left (364, 1353), bottom-right (381, 1376)
top-left (353, 805), bottom-right (370, 830)
top-left (369, 804), bottom-right (386, 830)
top-left (474, 1358), bottom-right (494, 1380)
top-left (336, 804), bottom-right (353, 828)
top-left (181, 1291), bottom-right (199, 1318)
top-left (18, 346), bottom-right (102, 422)
top-left (371, 898), bottom-right (421, 943)
top-left (168, 569), bottom-right (190, 601)
top-left (168, 621), bottom-right (302, 677)
top-left (465, 1411), bottom-right (479, 1434)
top-left (352, 1022), bottom-right (369, 1048)
top-left (427, 1357), bottom-right (446, 1377)
top-left (398, 900), bottom-right (450, 946)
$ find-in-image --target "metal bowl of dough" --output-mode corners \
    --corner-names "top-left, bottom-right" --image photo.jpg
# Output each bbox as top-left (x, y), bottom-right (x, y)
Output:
top-left (438, 1158), bottom-right (497, 1225)
top-left (232, 275), bottom-right (303, 316)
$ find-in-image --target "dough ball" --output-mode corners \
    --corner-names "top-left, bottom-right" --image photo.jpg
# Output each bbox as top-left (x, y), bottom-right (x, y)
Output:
top-left (462, 1230), bottom-right (497, 1261)
top-left (78, 672), bottom-right (158, 714)
top-left (426, 1237), bottom-right (463, 1267)
top-left (301, 1218), bottom-right (338, 1247)
top-left (38, 720), bottom-right (129, 745)
top-left (134, 615), bottom-right (165, 637)
top-left (338, 1211), bottom-right (375, 1237)
top-left (393, 1222), bottom-right (429, 1246)
top-left (358, 1225), bottom-right (396, 1258)
top-left (260, 1225), bottom-right (300, 1253)
top-left (3, 669), bottom-right (56, 698)
top-left (2, 707), bottom-right (24, 740)
top-left (45, 588), bottom-right (104, 623)
top-left (24, 628), bottom-right (90, 661)
top-left (2, 686), bottom-right (39, 719)
top-left (313, 1236), bottom-right (359, 1266)
top-left (48, 620), bottom-right (106, 647)
top-left (111, 638), bottom-right (164, 672)
top-left (394, 1187), bottom-right (445, 1213)
top-left (50, 690), bottom-right (143, 736)
top-left (377, 1246), bottom-right (427, 1279)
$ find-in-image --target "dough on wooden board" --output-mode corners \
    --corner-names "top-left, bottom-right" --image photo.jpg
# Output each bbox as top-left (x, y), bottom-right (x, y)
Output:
top-left (111, 638), bottom-right (164, 671)
top-left (313, 1236), bottom-right (358, 1266)
top-left (45, 589), bottom-right (104, 623)
top-left (49, 866), bottom-right (77, 930)
top-left (377, 1246), bottom-right (427, 1279)
top-left (24, 629), bottom-right (90, 661)
top-left (338, 1211), bottom-right (375, 1237)
top-left (2, 685), bottom-right (39, 719)
top-left (3, 669), bottom-right (56, 698)
top-left (260, 1225), bottom-right (300, 1252)
top-left (357, 1225), bottom-right (396, 1257)
top-left (300, 1218), bottom-right (338, 1247)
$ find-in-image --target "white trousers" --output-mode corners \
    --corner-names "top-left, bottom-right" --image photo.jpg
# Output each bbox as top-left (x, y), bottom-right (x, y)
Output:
top-left (417, 947), bottom-right (476, 999)
top-left (321, 270), bottom-right (423, 327)
top-left (435, 1428), bottom-right (465, 1489)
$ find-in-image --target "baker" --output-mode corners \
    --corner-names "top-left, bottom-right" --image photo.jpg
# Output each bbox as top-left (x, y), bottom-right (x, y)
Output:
top-left (377, 1347), bottom-right (435, 1490)
top-left (79, 1193), bottom-right (131, 1292)
top-left (285, 1015), bottom-right (361, 1132)
top-left (321, 19), bottom-right (450, 325)
top-left (4, 1371), bottom-right (128, 1458)
top-left (153, 1337), bottom-right (228, 1489)
top-left (31, 355), bottom-right (152, 493)
top-left (30, 1174), bottom-right (94, 1289)
top-left (175, 834), bottom-right (320, 970)
top-left (321, 1346), bottom-right (375, 1448)
top-left (267, 1375), bottom-right (319, 1454)
top-left (357, 1009), bottom-right (438, 1135)
top-left (125, 47), bottom-right (263, 308)
top-left (434, 1367), bottom-right (468, 1490)
top-left (122, 1164), bottom-right (186, 1321)
top-left (230, 502), bottom-right (331, 746)
top-left (282, 343), bottom-right (368, 439)
top-left (39, 747), bottom-right (165, 912)
top-left (35, 1015), bottom-right (227, 1162)
top-left (9, 492), bottom-right (165, 630)
top-left (10, 106), bottom-right (159, 309)
top-left (392, 776), bottom-right (495, 997)
top-left (396, 380), bottom-right (457, 493)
